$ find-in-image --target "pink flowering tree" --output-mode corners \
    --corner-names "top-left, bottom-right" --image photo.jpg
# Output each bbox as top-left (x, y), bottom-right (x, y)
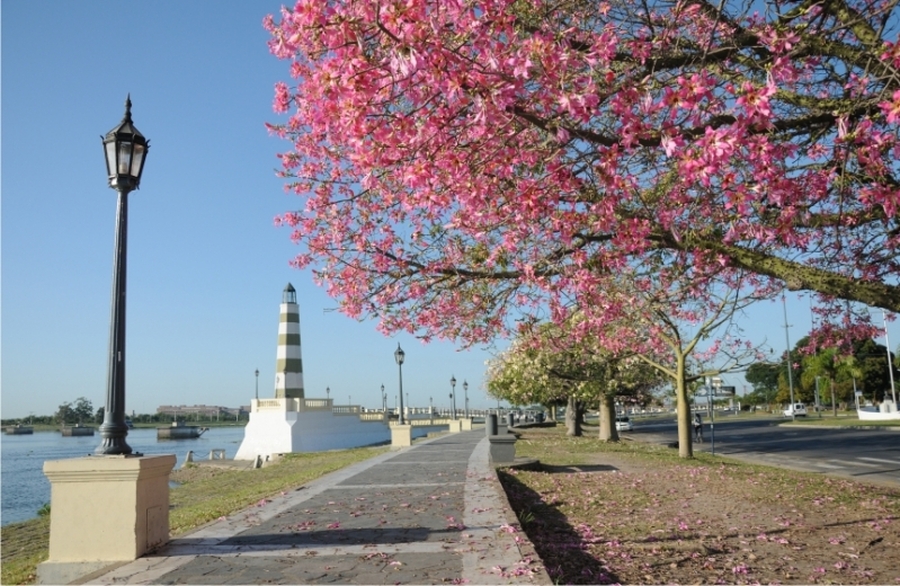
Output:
top-left (265, 1), bottom-right (899, 352)
top-left (485, 320), bottom-right (665, 440)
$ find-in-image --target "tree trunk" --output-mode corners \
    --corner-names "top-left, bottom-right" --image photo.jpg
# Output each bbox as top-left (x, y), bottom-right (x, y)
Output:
top-left (565, 395), bottom-right (582, 436)
top-left (597, 394), bottom-right (619, 441)
top-left (675, 354), bottom-right (694, 458)
top-left (831, 379), bottom-right (837, 417)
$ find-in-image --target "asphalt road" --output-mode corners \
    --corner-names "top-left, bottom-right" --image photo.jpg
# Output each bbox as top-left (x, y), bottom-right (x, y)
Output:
top-left (628, 415), bottom-right (900, 487)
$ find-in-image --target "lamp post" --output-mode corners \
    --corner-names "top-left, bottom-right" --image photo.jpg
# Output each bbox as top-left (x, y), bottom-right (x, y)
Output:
top-left (782, 295), bottom-right (797, 420)
top-left (326, 386), bottom-right (330, 401)
top-left (96, 96), bottom-right (149, 456)
top-left (450, 375), bottom-right (457, 419)
top-left (255, 369), bottom-right (259, 400)
top-left (881, 310), bottom-right (897, 405)
top-left (381, 384), bottom-right (386, 412)
top-left (394, 344), bottom-right (406, 424)
top-left (463, 380), bottom-right (469, 418)
top-left (709, 377), bottom-right (721, 455)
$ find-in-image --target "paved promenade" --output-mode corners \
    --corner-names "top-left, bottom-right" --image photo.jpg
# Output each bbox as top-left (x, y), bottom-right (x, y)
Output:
top-left (83, 430), bottom-right (550, 585)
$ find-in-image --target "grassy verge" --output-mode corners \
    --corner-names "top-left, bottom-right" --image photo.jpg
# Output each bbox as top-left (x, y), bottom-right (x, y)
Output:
top-left (0, 517), bottom-right (50, 586)
top-left (501, 426), bottom-right (900, 585)
top-left (0, 446), bottom-right (386, 585)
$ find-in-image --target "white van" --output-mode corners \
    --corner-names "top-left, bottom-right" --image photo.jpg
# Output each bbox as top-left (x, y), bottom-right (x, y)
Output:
top-left (783, 403), bottom-right (808, 417)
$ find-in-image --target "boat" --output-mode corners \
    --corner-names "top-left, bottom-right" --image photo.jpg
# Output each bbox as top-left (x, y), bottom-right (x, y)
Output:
top-left (4, 424), bottom-right (33, 435)
top-left (60, 424), bottom-right (95, 436)
top-left (157, 420), bottom-right (208, 439)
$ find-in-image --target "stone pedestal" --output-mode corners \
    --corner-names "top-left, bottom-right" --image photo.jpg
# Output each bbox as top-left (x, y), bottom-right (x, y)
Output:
top-left (488, 434), bottom-right (517, 464)
top-left (447, 419), bottom-right (463, 433)
top-left (460, 418), bottom-right (473, 431)
top-left (391, 424), bottom-right (413, 447)
top-left (37, 454), bottom-right (176, 585)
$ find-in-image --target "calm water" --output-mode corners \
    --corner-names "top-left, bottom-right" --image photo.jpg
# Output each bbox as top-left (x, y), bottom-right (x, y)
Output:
top-left (1, 426), bottom-right (247, 526)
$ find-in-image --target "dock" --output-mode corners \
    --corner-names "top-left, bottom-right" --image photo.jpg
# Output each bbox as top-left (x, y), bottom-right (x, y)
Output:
top-left (5, 425), bottom-right (33, 435)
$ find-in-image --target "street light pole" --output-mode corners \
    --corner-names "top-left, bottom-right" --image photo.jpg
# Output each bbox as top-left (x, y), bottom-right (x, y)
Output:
top-left (710, 377), bottom-right (721, 455)
top-left (394, 344), bottom-right (406, 424)
top-left (96, 96), bottom-right (149, 456)
top-left (381, 384), bottom-right (386, 412)
top-left (463, 380), bottom-right (469, 418)
top-left (255, 369), bottom-right (259, 400)
top-left (881, 310), bottom-right (897, 405)
top-left (782, 294), bottom-right (796, 421)
top-left (450, 375), bottom-right (457, 419)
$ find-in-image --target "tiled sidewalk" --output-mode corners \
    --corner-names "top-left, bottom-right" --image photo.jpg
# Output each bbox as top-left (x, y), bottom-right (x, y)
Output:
top-left (83, 431), bottom-right (549, 585)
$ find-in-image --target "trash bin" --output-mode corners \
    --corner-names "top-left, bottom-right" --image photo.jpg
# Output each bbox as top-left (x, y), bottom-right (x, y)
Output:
top-left (486, 414), bottom-right (498, 436)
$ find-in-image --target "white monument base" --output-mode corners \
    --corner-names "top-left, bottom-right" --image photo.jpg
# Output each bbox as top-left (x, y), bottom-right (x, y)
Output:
top-left (37, 454), bottom-right (176, 585)
top-left (235, 398), bottom-right (392, 461)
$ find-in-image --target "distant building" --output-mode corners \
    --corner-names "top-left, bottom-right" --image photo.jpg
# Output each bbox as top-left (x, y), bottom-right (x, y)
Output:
top-left (157, 404), bottom-right (247, 419)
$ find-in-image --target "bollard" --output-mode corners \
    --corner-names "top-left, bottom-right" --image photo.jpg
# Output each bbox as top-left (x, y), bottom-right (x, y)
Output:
top-left (487, 414), bottom-right (498, 436)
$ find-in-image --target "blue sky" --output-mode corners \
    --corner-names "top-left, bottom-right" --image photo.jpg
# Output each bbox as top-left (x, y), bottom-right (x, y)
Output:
top-left (2, 2), bottom-right (897, 420)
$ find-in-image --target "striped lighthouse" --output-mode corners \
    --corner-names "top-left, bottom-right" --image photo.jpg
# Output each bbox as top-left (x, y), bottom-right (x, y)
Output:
top-left (274, 283), bottom-right (304, 399)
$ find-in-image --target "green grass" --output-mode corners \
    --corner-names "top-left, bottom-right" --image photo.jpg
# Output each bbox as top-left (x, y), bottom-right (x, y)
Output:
top-left (0, 446), bottom-right (387, 585)
top-left (0, 517), bottom-right (50, 586)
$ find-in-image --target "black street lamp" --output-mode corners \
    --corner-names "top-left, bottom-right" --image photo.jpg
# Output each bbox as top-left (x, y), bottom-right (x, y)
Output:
top-left (394, 344), bottom-right (406, 424)
top-left (96, 96), bottom-right (149, 456)
top-left (381, 384), bottom-right (386, 412)
top-left (255, 369), bottom-right (259, 400)
top-left (450, 375), bottom-right (457, 419)
top-left (326, 386), bottom-right (330, 401)
top-left (463, 380), bottom-right (469, 418)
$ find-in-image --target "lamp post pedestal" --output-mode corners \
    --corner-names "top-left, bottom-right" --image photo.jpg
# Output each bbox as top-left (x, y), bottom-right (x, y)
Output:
top-left (37, 454), bottom-right (176, 585)
top-left (390, 423), bottom-right (412, 447)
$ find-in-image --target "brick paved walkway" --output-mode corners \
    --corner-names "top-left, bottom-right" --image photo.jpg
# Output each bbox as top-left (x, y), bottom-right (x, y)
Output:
top-left (83, 430), bottom-right (549, 585)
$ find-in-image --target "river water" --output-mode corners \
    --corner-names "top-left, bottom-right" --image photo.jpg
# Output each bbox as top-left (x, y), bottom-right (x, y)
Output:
top-left (1, 426), bottom-right (247, 526)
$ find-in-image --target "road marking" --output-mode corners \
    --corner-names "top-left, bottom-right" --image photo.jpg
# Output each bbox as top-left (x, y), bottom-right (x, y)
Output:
top-left (815, 462), bottom-right (845, 469)
top-left (837, 459), bottom-right (880, 468)
top-left (858, 456), bottom-right (900, 465)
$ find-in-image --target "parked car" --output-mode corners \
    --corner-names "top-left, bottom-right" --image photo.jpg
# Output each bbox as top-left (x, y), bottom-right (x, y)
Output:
top-left (615, 416), bottom-right (633, 431)
top-left (783, 403), bottom-right (808, 417)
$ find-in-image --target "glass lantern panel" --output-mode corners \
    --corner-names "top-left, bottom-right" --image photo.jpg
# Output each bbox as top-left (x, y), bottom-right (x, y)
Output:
top-left (117, 141), bottom-right (133, 175)
top-left (131, 143), bottom-right (145, 177)
top-left (105, 141), bottom-right (117, 176)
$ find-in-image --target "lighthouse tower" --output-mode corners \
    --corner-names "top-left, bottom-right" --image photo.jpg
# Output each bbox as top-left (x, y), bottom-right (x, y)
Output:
top-left (274, 283), bottom-right (304, 399)
top-left (234, 282), bottom-right (394, 461)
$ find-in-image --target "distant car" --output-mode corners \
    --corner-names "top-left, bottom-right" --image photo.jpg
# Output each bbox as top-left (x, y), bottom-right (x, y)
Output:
top-left (783, 403), bottom-right (808, 417)
top-left (615, 416), bottom-right (633, 431)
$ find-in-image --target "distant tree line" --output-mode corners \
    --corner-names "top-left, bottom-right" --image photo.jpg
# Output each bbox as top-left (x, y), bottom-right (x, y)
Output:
top-left (1, 401), bottom-right (246, 427)
top-left (744, 338), bottom-right (899, 411)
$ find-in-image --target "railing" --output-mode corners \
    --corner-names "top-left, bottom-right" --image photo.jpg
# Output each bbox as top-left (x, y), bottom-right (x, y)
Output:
top-left (389, 417), bottom-right (458, 427)
top-left (360, 412), bottom-right (388, 422)
top-left (251, 399), bottom-right (481, 428)
top-left (253, 398), bottom-right (334, 413)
